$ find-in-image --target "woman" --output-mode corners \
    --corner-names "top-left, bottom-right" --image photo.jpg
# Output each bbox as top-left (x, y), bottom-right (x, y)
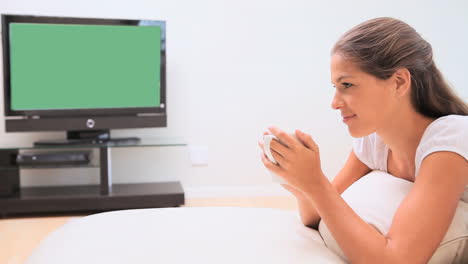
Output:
top-left (259, 17), bottom-right (468, 263)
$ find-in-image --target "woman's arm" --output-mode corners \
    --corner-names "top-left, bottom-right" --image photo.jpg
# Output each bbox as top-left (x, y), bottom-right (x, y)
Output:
top-left (262, 128), bottom-right (468, 263)
top-left (281, 184), bottom-right (320, 228)
top-left (282, 150), bottom-right (371, 229)
top-left (305, 151), bottom-right (467, 263)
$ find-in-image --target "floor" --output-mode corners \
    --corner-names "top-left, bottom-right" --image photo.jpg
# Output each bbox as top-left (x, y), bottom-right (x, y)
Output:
top-left (0, 195), bottom-right (298, 264)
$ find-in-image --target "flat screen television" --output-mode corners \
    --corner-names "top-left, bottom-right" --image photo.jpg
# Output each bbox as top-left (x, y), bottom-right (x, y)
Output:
top-left (1, 14), bottom-right (166, 145)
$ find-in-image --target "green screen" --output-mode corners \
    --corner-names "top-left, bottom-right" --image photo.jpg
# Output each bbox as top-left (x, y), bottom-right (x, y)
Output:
top-left (9, 23), bottom-right (161, 110)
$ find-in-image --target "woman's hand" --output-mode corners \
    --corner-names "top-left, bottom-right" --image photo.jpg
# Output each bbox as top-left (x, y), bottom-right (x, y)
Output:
top-left (259, 126), bottom-right (328, 195)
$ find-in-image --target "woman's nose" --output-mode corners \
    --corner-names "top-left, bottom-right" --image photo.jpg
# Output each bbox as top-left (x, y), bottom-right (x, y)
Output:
top-left (331, 91), bottom-right (344, 110)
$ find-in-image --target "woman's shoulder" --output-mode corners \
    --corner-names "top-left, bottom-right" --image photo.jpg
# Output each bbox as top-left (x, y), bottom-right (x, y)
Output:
top-left (428, 114), bottom-right (468, 126)
top-left (415, 114), bottom-right (468, 175)
top-left (420, 114), bottom-right (468, 143)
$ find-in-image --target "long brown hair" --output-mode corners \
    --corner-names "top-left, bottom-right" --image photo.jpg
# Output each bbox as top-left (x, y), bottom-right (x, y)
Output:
top-left (332, 17), bottom-right (468, 118)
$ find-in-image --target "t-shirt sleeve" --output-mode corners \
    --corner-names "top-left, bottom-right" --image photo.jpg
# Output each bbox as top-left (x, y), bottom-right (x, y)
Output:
top-left (415, 115), bottom-right (468, 176)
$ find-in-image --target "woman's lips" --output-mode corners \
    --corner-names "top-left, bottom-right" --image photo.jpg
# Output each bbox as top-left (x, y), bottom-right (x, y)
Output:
top-left (342, 114), bottom-right (357, 123)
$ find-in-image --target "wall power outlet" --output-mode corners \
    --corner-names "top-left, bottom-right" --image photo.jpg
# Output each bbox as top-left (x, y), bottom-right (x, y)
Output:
top-left (189, 145), bottom-right (209, 166)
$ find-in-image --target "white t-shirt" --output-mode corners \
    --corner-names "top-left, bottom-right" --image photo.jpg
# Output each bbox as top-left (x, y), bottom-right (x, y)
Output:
top-left (352, 114), bottom-right (468, 202)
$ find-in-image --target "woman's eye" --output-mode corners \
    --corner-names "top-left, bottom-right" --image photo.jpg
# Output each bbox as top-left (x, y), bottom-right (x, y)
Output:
top-left (342, 83), bottom-right (353, 89)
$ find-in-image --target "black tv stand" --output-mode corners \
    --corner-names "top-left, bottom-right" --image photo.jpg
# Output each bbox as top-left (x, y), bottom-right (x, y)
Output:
top-left (0, 137), bottom-right (186, 217)
top-left (34, 137), bottom-right (141, 146)
top-left (34, 129), bottom-right (141, 146)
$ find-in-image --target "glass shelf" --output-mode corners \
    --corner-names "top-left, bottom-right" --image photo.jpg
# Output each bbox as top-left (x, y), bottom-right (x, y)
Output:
top-left (0, 137), bottom-right (187, 150)
top-left (0, 137), bottom-right (186, 216)
top-left (8, 164), bottom-right (100, 170)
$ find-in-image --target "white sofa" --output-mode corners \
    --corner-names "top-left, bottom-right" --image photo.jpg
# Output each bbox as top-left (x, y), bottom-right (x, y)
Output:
top-left (26, 207), bottom-right (345, 264)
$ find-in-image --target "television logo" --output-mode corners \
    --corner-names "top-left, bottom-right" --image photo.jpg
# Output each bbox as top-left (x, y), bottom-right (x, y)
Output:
top-left (86, 119), bottom-right (95, 128)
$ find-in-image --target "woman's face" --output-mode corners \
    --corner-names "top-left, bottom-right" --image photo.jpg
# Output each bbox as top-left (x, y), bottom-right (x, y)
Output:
top-left (330, 53), bottom-right (397, 138)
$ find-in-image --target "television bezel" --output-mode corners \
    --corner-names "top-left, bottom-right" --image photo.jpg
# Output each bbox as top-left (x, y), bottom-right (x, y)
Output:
top-left (1, 14), bottom-right (167, 132)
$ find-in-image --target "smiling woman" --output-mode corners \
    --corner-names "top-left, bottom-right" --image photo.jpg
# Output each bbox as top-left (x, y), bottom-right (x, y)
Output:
top-left (260, 17), bottom-right (468, 263)
top-left (331, 17), bottom-right (468, 119)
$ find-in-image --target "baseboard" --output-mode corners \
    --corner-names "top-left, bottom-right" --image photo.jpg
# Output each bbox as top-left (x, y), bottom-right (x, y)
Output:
top-left (183, 184), bottom-right (290, 198)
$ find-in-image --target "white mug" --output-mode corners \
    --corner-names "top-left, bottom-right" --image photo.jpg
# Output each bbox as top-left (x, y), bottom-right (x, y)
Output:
top-left (263, 134), bottom-right (287, 184)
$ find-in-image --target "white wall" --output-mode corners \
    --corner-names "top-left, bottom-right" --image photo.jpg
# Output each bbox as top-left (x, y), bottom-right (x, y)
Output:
top-left (1, 0), bottom-right (467, 196)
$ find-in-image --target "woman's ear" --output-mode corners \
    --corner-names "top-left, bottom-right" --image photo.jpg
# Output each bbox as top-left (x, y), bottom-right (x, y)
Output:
top-left (393, 68), bottom-right (411, 98)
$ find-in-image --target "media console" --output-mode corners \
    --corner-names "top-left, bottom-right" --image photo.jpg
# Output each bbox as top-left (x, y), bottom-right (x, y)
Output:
top-left (0, 137), bottom-right (186, 217)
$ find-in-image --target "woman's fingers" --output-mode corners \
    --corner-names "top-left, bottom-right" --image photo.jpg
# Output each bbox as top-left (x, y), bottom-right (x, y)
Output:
top-left (259, 139), bottom-right (286, 166)
top-left (260, 152), bottom-right (283, 174)
top-left (268, 126), bottom-right (298, 149)
top-left (295, 129), bottom-right (319, 152)
top-left (259, 137), bottom-right (288, 170)
top-left (269, 137), bottom-right (290, 158)
top-left (270, 147), bottom-right (287, 166)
